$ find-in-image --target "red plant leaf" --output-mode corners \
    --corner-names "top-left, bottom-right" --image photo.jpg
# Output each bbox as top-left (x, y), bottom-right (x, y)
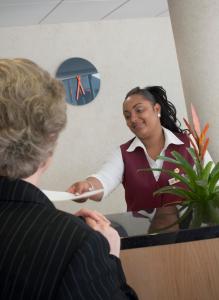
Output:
top-left (188, 135), bottom-right (200, 158)
top-left (201, 137), bottom-right (209, 161)
top-left (183, 118), bottom-right (199, 143)
top-left (199, 123), bottom-right (209, 146)
top-left (191, 103), bottom-right (201, 136)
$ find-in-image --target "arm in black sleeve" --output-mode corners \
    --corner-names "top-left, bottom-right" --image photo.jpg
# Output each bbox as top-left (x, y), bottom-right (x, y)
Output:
top-left (57, 229), bottom-right (138, 300)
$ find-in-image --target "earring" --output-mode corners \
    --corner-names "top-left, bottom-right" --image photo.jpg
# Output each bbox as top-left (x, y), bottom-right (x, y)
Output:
top-left (158, 113), bottom-right (161, 118)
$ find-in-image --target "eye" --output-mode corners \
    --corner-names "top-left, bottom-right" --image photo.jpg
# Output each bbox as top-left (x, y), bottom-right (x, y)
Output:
top-left (124, 113), bottom-right (130, 120)
top-left (135, 106), bottom-right (144, 113)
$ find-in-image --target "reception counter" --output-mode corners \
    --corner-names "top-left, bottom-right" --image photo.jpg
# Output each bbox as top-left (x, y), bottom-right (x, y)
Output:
top-left (106, 212), bottom-right (219, 300)
top-left (106, 211), bottom-right (219, 249)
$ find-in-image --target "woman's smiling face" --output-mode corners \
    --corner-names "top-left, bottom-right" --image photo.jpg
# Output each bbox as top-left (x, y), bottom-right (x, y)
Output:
top-left (123, 94), bottom-right (161, 140)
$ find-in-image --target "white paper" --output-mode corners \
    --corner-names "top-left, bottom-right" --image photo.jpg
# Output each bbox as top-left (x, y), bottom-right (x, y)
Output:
top-left (42, 189), bottom-right (104, 202)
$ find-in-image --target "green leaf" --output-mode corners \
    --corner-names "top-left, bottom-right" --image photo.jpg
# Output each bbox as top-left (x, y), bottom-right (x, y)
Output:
top-left (195, 179), bottom-right (208, 188)
top-left (209, 172), bottom-right (219, 193)
top-left (210, 162), bottom-right (219, 179)
top-left (154, 186), bottom-right (198, 202)
top-left (171, 151), bottom-right (197, 182)
top-left (212, 193), bottom-right (219, 208)
top-left (138, 167), bottom-right (196, 190)
top-left (156, 155), bottom-right (182, 166)
top-left (187, 147), bottom-right (202, 176)
top-left (201, 161), bottom-right (214, 181)
top-left (191, 206), bottom-right (203, 228)
top-left (204, 202), bottom-right (219, 224)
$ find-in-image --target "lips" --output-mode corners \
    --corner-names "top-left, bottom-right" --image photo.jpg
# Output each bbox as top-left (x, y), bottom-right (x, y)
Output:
top-left (132, 123), bottom-right (145, 130)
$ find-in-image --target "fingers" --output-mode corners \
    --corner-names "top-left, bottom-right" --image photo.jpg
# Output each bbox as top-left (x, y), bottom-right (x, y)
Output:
top-left (84, 216), bottom-right (109, 230)
top-left (67, 181), bottom-right (91, 195)
top-left (84, 217), bottom-right (97, 229)
top-left (75, 208), bottom-right (111, 224)
top-left (67, 178), bottom-right (103, 202)
top-left (67, 186), bottom-right (76, 193)
top-left (67, 182), bottom-right (89, 203)
top-left (81, 212), bottom-right (120, 257)
top-left (72, 198), bottom-right (87, 203)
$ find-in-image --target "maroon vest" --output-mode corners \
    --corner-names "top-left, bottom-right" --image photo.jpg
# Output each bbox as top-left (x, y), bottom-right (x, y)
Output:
top-left (120, 133), bottom-right (193, 211)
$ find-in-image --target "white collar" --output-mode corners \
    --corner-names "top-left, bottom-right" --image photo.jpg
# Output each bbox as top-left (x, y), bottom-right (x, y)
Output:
top-left (126, 127), bottom-right (184, 153)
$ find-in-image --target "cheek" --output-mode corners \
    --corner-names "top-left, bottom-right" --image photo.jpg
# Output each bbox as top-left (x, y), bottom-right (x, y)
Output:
top-left (126, 120), bottom-right (132, 128)
top-left (125, 120), bottom-right (135, 131)
top-left (142, 111), bottom-right (152, 121)
top-left (151, 113), bottom-right (160, 125)
top-left (146, 112), bottom-right (157, 124)
top-left (123, 115), bottom-right (128, 123)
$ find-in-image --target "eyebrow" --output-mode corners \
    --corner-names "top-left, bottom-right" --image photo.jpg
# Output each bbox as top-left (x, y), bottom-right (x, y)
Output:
top-left (123, 102), bottom-right (144, 113)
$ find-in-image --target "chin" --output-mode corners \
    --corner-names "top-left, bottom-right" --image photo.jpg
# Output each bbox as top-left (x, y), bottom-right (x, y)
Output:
top-left (135, 133), bottom-right (147, 140)
top-left (134, 128), bottom-right (148, 137)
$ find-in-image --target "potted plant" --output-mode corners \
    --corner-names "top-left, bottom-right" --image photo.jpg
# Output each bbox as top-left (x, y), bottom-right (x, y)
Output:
top-left (144, 104), bottom-right (219, 229)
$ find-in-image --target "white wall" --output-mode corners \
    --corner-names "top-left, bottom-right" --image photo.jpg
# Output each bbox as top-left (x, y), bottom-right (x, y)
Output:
top-left (0, 17), bottom-right (186, 214)
top-left (168, 0), bottom-right (219, 162)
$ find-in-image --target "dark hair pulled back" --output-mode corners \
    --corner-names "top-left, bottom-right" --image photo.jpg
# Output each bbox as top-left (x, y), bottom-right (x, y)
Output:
top-left (125, 86), bottom-right (184, 133)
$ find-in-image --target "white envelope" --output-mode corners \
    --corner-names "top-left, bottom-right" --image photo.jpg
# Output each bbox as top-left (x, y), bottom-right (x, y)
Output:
top-left (42, 189), bottom-right (104, 202)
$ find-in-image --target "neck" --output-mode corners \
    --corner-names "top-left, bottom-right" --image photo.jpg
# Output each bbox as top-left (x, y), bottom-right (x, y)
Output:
top-left (22, 169), bottom-right (42, 187)
top-left (140, 127), bottom-right (165, 159)
top-left (143, 127), bottom-right (164, 148)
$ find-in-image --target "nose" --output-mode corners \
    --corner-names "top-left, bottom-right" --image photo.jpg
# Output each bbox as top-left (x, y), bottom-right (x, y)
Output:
top-left (129, 112), bottom-right (137, 123)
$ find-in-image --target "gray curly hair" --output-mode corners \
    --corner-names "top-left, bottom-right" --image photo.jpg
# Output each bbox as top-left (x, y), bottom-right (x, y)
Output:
top-left (0, 58), bottom-right (67, 179)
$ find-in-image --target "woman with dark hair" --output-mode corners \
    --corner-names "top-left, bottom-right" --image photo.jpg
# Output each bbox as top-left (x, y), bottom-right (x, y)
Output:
top-left (126, 86), bottom-right (184, 134)
top-left (68, 86), bottom-right (211, 219)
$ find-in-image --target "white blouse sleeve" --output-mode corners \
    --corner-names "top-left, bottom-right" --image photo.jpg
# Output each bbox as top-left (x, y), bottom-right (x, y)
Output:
top-left (91, 147), bottom-right (124, 198)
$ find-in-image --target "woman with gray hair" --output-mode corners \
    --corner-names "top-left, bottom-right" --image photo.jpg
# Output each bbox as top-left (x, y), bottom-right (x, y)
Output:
top-left (0, 58), bottom-right (138, 300)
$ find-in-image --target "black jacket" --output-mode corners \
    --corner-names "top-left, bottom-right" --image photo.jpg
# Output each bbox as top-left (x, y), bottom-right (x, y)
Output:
top-left (0, 177), bottom-right (138, 300)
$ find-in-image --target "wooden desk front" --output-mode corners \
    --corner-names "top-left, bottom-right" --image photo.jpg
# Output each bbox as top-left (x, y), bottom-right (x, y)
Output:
top-left (121, 237), bottom-right (219, 300)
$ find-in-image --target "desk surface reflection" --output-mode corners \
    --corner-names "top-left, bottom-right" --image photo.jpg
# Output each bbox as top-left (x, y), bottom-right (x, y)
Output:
top-left (106, 211), bottom-right (219, 250)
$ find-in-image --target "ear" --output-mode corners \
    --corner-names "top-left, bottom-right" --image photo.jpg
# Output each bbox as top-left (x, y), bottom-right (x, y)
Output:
top-left (154, 103), bottom-right (161, 114)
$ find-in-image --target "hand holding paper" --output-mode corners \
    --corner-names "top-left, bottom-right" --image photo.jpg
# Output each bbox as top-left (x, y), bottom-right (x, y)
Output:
top-left (42, 189), bottom-right (104, 202)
